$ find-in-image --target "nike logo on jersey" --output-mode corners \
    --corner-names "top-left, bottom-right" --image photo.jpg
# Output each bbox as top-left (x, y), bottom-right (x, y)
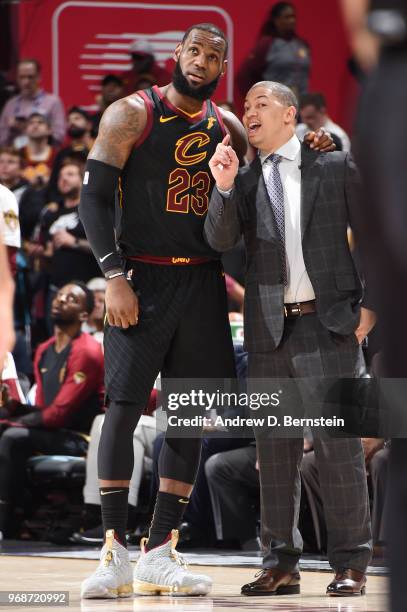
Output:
top-left (100, 490), bottom-right (124, 496)
top-left (178, 498), bottom-right (189, 504)
top-left (160, 115), bottom-right (178, 123)
top-left (99, 252), bottom-right (114, 263)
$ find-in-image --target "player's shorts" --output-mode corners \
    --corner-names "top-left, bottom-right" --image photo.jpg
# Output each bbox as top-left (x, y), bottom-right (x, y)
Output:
top-left (104, 259), bottom-right (236, 405)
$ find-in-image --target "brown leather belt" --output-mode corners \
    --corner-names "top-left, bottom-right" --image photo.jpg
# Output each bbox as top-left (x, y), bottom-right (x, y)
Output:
top-left (126, 255), bottom-right (213, 266)
top-left (284, 300), bottom-right (316, 317)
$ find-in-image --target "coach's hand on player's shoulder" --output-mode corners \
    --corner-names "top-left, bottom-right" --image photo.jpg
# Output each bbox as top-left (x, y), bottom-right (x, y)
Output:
top-left (209, 134), bottom-right (239, 192)
top-left (105, 276), bottom-right (139, 328)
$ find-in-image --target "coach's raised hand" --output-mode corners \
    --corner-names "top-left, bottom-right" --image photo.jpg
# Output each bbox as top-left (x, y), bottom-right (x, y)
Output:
top-left (209, 134), bottom-right (239, 192)
top-left (105, 275), bottom-right (139, 328)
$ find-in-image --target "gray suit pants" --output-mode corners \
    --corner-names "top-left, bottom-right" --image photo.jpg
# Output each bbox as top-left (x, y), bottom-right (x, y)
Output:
top-left (248, 313), bottom-right (372, 573)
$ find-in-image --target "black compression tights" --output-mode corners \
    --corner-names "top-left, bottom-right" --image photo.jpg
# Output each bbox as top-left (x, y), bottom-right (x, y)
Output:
top-left (98, 400), bottom-right (203, 484)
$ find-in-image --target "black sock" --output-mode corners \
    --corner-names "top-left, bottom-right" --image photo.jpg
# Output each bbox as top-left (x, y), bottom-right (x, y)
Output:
top-left (146, 491), bottom-right (189, 551)
top-left (100, 487), bottom-right (129, 547)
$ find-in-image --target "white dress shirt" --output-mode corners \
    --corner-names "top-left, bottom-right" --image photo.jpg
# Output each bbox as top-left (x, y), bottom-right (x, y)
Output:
top-left (260, 134), bottom-right (315, 303)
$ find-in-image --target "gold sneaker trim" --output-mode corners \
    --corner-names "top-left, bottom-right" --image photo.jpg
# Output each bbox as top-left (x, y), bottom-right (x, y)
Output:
top-left (118, 583), bottom-right (133, 597)
top-left (133, 579), bottom-right (202, 595)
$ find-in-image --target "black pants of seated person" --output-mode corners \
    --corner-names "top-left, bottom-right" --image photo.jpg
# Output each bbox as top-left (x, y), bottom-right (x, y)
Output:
top-left (0, 426), bottom-right (86, 536)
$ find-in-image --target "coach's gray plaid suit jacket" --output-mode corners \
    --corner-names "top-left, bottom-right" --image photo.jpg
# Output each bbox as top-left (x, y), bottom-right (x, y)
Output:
top-left (204, 145), bottom-right (371, 353)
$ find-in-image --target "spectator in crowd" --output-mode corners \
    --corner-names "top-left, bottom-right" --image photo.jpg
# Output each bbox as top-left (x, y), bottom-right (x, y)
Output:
top-left (0, 59), bottom-right (66, 147)
top-left (0, 281), bottom-right (104, 538)
top-left (236, 2), bottom-right (311, 99)
top-left (296, 93), bottom-right (351, 152)
top-left (0, 73), bottom-right (17, 116)
top-left (205, 443), bottom-right (259, 550)
top-left (48, 107), bottom-right (94, 199)
top-left (82, 277), bottom-right (106, 345)
top-left (41, 161), bottom-right (100, 303)
top-left (0, 146), bottom-right (29, 204)
top-left (21, 113), bottom-right (57, 187)
top-left (121, 39), bottom-right (172, 95)
top-left (91, 75), bottom-right (125, 136)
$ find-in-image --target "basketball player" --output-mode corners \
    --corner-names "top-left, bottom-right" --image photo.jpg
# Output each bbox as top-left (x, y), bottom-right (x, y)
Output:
top-left (79, 23), bottom-right (333, 599)
top-left (0, 236), bottom-right (15, 374)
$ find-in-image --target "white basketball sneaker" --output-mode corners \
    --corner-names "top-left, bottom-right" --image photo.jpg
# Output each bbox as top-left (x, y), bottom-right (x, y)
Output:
top-left (81, 529), bottom-right (133, 599)
top-left (133, 529), bottom-right (212, 596)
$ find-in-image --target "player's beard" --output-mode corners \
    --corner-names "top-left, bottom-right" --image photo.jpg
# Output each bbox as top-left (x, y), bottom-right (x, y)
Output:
top-left (172, 61), bottom-right (220, 101)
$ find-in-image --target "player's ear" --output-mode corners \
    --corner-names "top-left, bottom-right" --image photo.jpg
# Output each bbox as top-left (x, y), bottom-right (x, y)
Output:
top-left (220, 58), bottom-right (228, 77)
top-left (173, 43), bottom-right (182, 62)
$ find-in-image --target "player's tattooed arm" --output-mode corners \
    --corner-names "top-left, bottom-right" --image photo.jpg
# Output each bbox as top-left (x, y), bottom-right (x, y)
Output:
top-left (89, 94), bottom-right (147, 168)
top-left (219, 109), bottom-right (248, 166)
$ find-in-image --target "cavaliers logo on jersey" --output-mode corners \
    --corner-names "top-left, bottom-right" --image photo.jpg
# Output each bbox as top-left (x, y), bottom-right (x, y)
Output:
top-left (174, 132), bottom-right (210, 166)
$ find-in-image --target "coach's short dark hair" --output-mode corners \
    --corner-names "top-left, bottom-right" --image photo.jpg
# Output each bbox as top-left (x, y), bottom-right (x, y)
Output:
top-left (182, 23), bottom-right (228, 57)
top-left (251, 81), bottom-right (298, 112)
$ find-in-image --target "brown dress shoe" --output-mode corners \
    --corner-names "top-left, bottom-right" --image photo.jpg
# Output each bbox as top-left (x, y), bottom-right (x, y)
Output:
top-left (241, 568), bottom-right (301, 596)
top-left (326, 569), bottom-right (367, 596)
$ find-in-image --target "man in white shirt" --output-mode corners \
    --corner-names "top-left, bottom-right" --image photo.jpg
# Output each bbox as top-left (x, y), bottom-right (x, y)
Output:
top-left (204, 80), bottom-right (375, 598)
top-left (296, 92), bottom-right (351, 152)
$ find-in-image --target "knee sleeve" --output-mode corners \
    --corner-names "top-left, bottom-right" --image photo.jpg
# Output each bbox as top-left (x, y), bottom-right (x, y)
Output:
top-left (158, 436), bottom-right (203, 484)
top-left (98, 400), bottom-right (144, 480)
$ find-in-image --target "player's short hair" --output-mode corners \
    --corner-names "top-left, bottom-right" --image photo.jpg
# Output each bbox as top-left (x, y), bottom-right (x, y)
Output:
top-left (182, 23), bottom-right (228, 57)
top-left (250, 81), bottom-right (298, 113)
top-left (70, 280), bottom-right (95, 314)
top-left (300, 92), bottom-right (327, 111)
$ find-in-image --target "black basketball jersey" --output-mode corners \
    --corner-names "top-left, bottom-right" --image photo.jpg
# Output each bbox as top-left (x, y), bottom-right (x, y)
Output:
top-left (116, 85), bottom-right (227, 259)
